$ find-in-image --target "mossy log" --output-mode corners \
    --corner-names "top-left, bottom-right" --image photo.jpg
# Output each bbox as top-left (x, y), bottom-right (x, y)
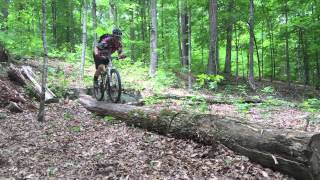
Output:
top-left (79, 94), bottom-right (320, 180)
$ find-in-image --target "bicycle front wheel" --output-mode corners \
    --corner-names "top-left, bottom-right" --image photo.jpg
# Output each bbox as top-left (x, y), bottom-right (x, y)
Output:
top-left (93, 75), bottom-right (104, 101)
top-left (107, 69), bottom-right (122, 103)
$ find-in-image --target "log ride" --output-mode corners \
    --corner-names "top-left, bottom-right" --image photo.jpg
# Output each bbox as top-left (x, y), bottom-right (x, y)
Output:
top-left (7, 65), bottom-right (56, 103)
top-left (79, 94), bottom-right (320, 180)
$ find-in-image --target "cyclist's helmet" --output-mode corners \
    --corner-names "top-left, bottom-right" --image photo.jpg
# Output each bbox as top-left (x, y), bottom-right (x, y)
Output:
top-left (112, 28), bottom-right (122, 37)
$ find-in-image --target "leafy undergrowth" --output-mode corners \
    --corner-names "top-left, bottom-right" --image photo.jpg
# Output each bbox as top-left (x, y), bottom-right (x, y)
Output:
top-left (0, 100), bottom-right (289, 179)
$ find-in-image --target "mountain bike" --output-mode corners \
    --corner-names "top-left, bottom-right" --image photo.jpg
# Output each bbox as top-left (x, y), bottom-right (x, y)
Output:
top-left (93, 56), bottom-right (122, 103)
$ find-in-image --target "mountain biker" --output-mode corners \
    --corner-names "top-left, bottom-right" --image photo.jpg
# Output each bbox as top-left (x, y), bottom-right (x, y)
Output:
top-left (93, 28), bottom-right (126, 86)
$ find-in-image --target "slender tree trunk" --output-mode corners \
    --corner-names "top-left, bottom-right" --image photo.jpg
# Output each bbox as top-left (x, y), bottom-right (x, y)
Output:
top-left (109, 0), bottom-right (118, 27)
top-left (301, 30), bottom-right (309, 86)
top-left (161, 0), bottom-right (165, 62)
top-left (139, 0), bottom-right (147, 62)
top-left (248, 0), bottom-right (256, 90)
top-left (235, 23), bottom-right (239, 83)
top-left (51, 0), bottom-right (57, 45)
top-left (180, 0), bottom-right (189, 67)
top-left (188, 8), bottom-right (192, 91)
top-left (130, 9), bottom-right (136, 61)
top-left (208, 0), bottom-right (218, 75)
top-left (268, 22), bottom-right (274, 82)
top-left (284, 0), bottom-right (290, 86)
top-left (261, 22), bottom-right (264, 79)
top-left (253, 33), bottom-right (261, 81)
top-left (224, 0), bottom-right (234, 77)
top-left (38, 0), bottom-right (49, 122)
top-left (176, 0), bottom-right (182, 65)
top-left (92, 0), bottom-right (97, 46)
top-left (149, 0), bottom-right (158, 77)
top-left (0, 0), bottom-right (9, 30)
top-left (80, 0), bottom-right (87, 81)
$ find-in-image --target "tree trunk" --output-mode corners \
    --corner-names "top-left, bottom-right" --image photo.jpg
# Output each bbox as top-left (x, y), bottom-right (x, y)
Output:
top-left (92, 0), bottom-right (97, 46)
top-left (187, 8), bottom-right (192, 91)
top-left (130, 8), bottom-right (136, 61)
top-left (109, 0), bottom-right (118, 27)
top-left (285, 0), bottom-right (290, 86)
top-left (301, 30), bottom-right (310, 86)
top-left (51, 0), bottom-right (57, 45)
top-left (8, 65), bottom-right (56, 102)
top-left (248, 0), bottom-right (256, 90)
top-left (180, 0), bottom-right (189, 67)
top-left (149, 0), bottom-right (158, 77)
top-left (38, 0), bottom-right (49, 122)
top-left (253, 33), bottom-right (261, 81)
top-left (80, 0), bottom-right (87, 82)
top-left (208, 0), bottom-right (218, 75)
top-left (235, 23), bottom-right (239, 83)
top-left (261, 22), bottom-right (264, 79)
top-left (224, 0), bottom-right (234, 77)
top-left (0, 0), bottom-right (9, 30)
top-left (79, 94), bottom-right (320, 180)
top-left (176, 0), bottom-right (183, 65)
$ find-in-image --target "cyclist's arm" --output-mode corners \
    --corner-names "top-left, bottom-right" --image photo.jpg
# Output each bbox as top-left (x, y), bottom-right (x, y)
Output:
top-left (117, 43), bottom-right (126, 59)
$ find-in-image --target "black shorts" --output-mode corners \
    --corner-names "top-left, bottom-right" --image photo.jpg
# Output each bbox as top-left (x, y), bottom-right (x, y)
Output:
top-left (94, 55), bottom-right (109, 69)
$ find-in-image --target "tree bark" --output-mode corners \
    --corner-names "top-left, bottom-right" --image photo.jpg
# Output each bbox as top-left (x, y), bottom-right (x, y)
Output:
top-left (285, 0), bottom-right (290, 86)
top-left (109, 0), bottom-right (118, 27)
top-left (180, 0), bottom-right (189, 67)
top-left (176, 0), bottom-right (183, 65)
top-left (79, 94), bottom-right (320, 180)
top-left (51, 0), bottom-right (57, 45)
top-left (38, 0), bottom-right (49, 122)
top-left (224, 0), bottom-right (234, 77)
top-left (0, 0), bottom-right (9, 30)
top-left (92, 0), bottom-right (97, 46)
top-left (8, 65), bottom-right (56, 103)
top-left (130, 8), bottom-right (136, 61)
top-left (253, 33), bottom-right (261, 81)
top-left (149, 0), bottom-right (158, 77)
top-left (248, 0), bottom-right (256, 90)
top-left (80, 0), bottom-right (87, 82)
top-left (235, 23), bottom-right (239, 83)
top-left (187, 7), bottom-right (192, 91)
top-left (208, 0), bottom-right (218, 75)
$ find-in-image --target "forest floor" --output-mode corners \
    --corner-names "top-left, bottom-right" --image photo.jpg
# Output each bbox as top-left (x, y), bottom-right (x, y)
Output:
top-left (1, 59), bottom-right (319, 179)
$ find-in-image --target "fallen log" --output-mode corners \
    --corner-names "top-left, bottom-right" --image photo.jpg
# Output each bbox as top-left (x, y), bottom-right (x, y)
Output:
top-left (79, 94), bottom-right (319, 180)
top-left (7, 65), bottom-right (56, 102)
top-left (150, 93), bottom-right (263, 105)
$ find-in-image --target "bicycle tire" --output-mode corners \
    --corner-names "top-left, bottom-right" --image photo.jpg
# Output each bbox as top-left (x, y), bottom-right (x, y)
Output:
top-left (93, 74), bottom-right (104, 101)
top-left (107, 69), bottom-right (122, 103)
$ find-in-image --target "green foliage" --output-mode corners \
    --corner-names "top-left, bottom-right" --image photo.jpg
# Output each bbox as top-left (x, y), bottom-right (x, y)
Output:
top-left (63, 112), bottom-right (73, 120)
top-left (260, 86), bottom-right (275, 95)
top-left (24, 84), bottom-right (38, 99)
top-left (300, 98), bottom-right (320, 113)
top-left (196, 74), bottom-right (224, 90)
top-left (70, 126), bottom-right (82, 133)
top-left (103, 116), bottom-right (116, 122)
top-left (144, 96), bottom-right (163, 105)
top-left (47, 67), bottom-right (70, 98)
top-left (236, 103), bottom-right (252, 113)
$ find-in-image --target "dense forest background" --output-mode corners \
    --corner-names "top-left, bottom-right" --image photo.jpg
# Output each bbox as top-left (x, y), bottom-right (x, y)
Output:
top-left (0, 0), bottom-right (320, 89)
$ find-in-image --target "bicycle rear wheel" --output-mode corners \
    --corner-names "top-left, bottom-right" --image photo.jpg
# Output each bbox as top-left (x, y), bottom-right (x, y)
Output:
top-left (93, 75), bottom-right (105, 101)
top-left (107, 69), bottom-right (121, 103)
